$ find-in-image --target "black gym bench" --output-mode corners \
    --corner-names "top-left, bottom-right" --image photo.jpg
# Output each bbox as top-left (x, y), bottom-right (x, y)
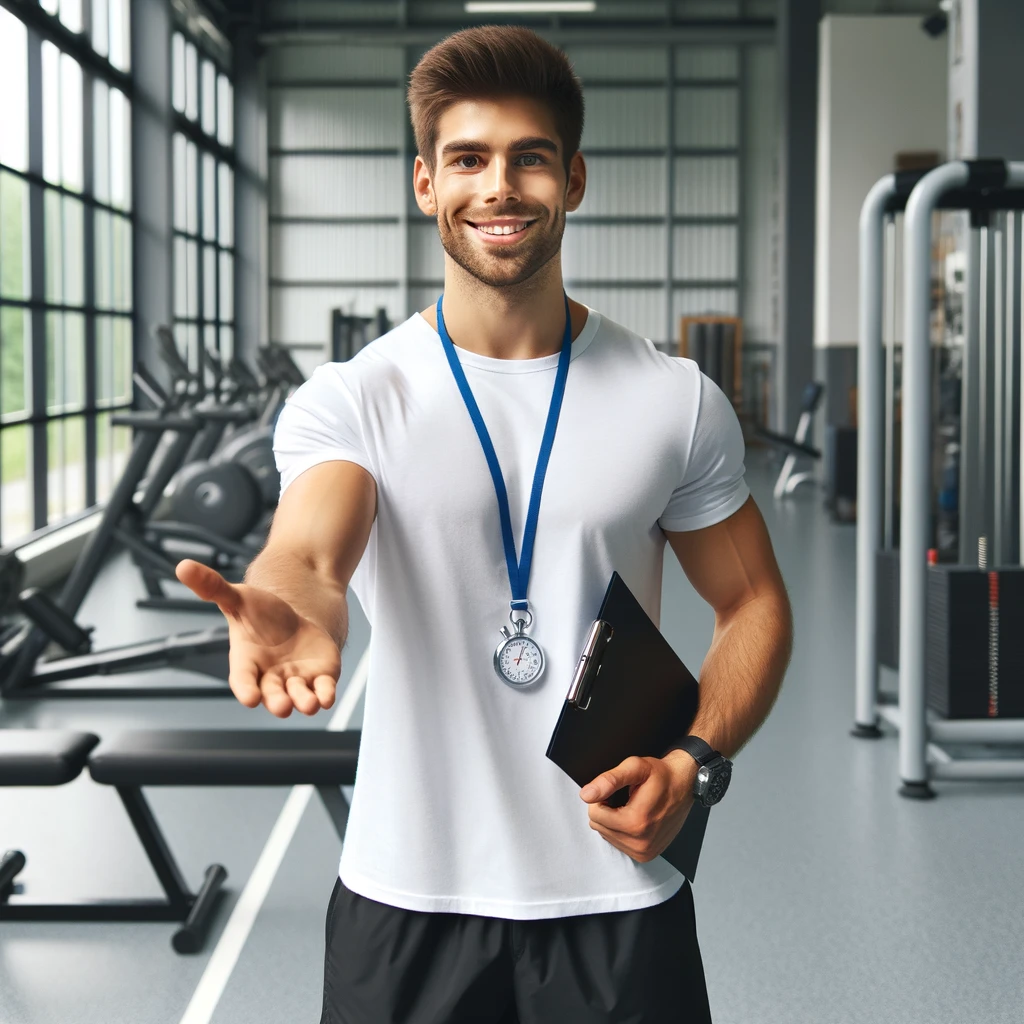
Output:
top-left (0, 729), bottom-right (359, 953)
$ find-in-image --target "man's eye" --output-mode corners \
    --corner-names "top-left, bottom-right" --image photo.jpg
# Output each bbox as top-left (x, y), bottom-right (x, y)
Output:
top-left (518, 154), bottom-right (542, 166)
top-left (456, 155), bottom-right (480, 168)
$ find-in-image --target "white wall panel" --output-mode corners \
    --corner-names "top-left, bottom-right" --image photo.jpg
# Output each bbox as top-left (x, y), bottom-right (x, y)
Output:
top-left (742, 44), bottom-right (778, 344)
top-left (582, 89), bottom-right (667, 149)
top-left (673, 225), bottom-right (737, 281)
top-left (270, 88), bottom-right (403, 149)
top-left (566, 47), bottom-right (667, 81)
top-left (270, 155), bottom-right (403, 216)
top-left (267, 45), bottom-right (403, 81)
top-left (675, 47), bottom-right (740, 79)
top-left (675, 88), bottom-right (739, 148)
top-left (572, 287), bottom-right (667, 342)
top-left (577, 157), bottom-right (667, 216)
top-left (563, 224), bottom-right (666, 280)
top-left (271, 223), bottom-right (402, 281)
top-left (409, 221), bottom-right (444, 281)
top-left (674, 157), bottom-right (738, 215)
top-left (271, 285), bottom-right (402, 345)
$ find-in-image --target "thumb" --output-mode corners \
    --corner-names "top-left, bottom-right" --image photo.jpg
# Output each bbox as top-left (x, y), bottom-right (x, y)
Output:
top-left (580, 756), bottom-right (651, 804)
top-left (175, 558), bottom-right (241, 616)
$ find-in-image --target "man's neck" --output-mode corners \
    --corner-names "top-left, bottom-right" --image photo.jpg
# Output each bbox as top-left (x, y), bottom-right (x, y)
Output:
top-left (421, 260), bottom-right (587, 360)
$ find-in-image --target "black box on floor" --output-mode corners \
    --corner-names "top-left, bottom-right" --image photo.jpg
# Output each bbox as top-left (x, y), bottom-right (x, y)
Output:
top-left (926, 565), bottom-right (1024, 719)
top-left (876, 549), bottom-right (900, 670)
top-left (825, 426), bottom-right (857, 522)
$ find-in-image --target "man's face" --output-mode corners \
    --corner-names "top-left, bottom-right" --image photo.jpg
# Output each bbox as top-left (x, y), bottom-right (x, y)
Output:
top-left (413, 97), bottom-right (586, 288)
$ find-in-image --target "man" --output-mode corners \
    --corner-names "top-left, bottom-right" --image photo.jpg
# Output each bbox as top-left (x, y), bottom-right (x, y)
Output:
top-left (177, 24), bottom-right (792, 1024)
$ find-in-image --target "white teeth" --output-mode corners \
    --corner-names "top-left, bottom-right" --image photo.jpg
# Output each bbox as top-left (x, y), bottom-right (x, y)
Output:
top-left (477, 223), bottom-right (526, 235)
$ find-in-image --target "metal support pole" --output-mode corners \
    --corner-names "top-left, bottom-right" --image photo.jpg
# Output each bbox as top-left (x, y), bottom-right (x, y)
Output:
top-left (854, 174), bottom-right (895, 735)
top-left (883, 216), bottom-right (897, 551)
top-left (960, 222), bottom-right (983, 564)
top-left (899, 162), bottom-right (970, 792)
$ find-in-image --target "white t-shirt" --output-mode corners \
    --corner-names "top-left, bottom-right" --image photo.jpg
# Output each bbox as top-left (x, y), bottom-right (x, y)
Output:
top-left (273, 308), bottom-right (749, 920)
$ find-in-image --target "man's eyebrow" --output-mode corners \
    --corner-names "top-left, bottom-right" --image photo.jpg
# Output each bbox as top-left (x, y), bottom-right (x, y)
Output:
top-left (439, 136), bottom-right (560, 157)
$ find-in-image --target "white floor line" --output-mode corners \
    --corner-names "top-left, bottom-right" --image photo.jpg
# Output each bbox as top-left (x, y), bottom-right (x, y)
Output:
top-left (177, 650), bottom-right (369, 1024)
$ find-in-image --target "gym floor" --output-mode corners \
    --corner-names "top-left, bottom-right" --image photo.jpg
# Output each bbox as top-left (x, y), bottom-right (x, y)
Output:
top-left (1, 452), bottom-right (1022, 1024)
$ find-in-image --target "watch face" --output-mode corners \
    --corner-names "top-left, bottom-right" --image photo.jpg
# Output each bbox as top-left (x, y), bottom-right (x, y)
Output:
top-left (704, 764), bottom-right (732, 805)
top-left (494, 635), bottom-right (544, 687)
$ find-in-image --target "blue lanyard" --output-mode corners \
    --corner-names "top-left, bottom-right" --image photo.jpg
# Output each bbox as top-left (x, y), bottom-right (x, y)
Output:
top-left (436, 293), bottom-right (573, 614)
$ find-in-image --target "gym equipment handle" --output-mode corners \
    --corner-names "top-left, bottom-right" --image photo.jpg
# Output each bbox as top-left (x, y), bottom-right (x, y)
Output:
top-left (111, 413), bottom-right (198, 432)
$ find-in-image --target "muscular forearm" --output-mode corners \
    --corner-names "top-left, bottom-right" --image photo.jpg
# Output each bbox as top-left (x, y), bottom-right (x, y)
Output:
top-left (243, 546), bottom-right (350, 650)
top-left (684, 590), bottom-right (793, 762)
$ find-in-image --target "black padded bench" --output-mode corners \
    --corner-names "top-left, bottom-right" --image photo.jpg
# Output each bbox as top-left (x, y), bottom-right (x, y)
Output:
top-left (0, 728), bottom-right (360, 953)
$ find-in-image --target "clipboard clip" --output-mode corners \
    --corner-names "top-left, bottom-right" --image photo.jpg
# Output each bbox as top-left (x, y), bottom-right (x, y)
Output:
top-left (566, 619), bottom-right (614, 711)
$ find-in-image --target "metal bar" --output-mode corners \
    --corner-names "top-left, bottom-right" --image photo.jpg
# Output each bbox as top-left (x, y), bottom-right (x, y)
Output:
top-left (0, 403), bottom-right (132, 428)
top-left (855, 174), bottom-right (895, 734)
top-left (26, 26), bottom-right (48, 533)
top-left (930, 717), bottom-right (1024, 743)
top-left (258, 24), bottom-right (777, 47)
top-left (274, 278), bottom-right (741, 291)
top-left (993, 215), bottom-right (1005, 562)
top-left (0, 164), bottom-right (136, 217)
top-left (83, 62), bottom-right (98, 510)
top-left (883, 217), bottom-right (896, 551)
top-left (931, 760), bottom-right (1024, 781)
top-left (115, 787), bottom-right (194, 912)
top-left (316, 785), bottom-right (351, 842)
top-left (900, 161), bottom-right (971, 787)
top-left (735, 42), bottom-right (746, 378)
top-left (173, 112), bottom-right (235, 167)
top-left (0, 297), bottom-right (136, 314)
top-left (665, 43), bottom-right (675, 350)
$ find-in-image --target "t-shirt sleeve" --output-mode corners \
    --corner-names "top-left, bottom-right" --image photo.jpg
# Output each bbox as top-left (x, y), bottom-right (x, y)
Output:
top-left (657, 370), bottom-right (750, 532)
top-left (272, 363), bottom-right (377, 498)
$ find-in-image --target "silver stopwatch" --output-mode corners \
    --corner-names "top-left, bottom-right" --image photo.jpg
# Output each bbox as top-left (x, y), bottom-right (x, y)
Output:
top-left (493, 610), bottom-right (545, 687)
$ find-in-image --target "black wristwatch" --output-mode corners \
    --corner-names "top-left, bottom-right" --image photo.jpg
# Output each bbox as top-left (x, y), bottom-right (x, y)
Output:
top-left (663, 736), bottom-right (733, 808)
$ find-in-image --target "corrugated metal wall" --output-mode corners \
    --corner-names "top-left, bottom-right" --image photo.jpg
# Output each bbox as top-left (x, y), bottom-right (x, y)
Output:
top-left (266, 40), bottom-right (778, 375)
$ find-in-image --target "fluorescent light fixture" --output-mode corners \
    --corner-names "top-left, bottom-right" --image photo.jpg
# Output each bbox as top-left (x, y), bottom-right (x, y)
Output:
top-left (465, 2), bottom-right (597, 13)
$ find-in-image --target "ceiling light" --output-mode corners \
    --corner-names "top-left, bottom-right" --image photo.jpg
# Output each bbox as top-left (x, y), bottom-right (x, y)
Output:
top-left (465, 2), bottom-right (597, 13)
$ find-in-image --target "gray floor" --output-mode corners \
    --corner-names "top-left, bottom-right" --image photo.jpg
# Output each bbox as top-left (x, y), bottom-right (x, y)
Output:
top-left (2, 452), bottom-right (1023, 1024)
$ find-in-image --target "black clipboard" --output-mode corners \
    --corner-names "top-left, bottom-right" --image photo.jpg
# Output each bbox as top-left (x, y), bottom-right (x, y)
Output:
top-left (546, 572), bottom-right (711, 882)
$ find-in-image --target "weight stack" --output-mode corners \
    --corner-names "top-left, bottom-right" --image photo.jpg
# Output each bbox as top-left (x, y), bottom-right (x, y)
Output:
top-left (926, 565), bottom-right (1024, 719)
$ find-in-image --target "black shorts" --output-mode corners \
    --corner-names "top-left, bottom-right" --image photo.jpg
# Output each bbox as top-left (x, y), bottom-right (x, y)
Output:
top-left (320, 876), bottom-right (713, 1024)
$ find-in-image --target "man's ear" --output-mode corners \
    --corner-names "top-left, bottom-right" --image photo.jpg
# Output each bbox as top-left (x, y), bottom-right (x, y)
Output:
top-left (413, 155), bottom-right (437, 216)
top-left (565, 151), bottom-right (587, 214)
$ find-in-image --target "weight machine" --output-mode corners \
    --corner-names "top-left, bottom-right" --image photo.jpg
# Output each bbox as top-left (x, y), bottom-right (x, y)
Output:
top-left (854, 159), bottom-right (1024, 794)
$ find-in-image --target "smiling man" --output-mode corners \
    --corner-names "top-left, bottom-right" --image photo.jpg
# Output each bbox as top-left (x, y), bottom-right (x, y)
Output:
top-left (178, 23), bottom-right (792, 1024)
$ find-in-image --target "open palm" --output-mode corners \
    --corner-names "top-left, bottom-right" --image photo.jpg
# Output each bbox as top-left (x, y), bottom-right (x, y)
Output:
top-left (175, 558), bottom-right (340, 718)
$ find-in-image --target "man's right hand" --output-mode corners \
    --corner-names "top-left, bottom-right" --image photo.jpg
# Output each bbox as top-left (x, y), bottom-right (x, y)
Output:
top-left (175, 558), bottom-right (341, 718)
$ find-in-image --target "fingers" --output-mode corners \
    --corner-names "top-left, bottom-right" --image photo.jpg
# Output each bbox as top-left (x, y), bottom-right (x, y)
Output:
top-left (228, 662), bottom-right (262, 709)
top-left (286, 676), bottom-right (320, 716)
top-left (236, 667), bottom-right (339, 718)
top-left (312, 675), bottom-right (337, 709)
top-left (579, 755), bottom-right (651, 804)
top-left (175, 559), bottom-right (241, 616)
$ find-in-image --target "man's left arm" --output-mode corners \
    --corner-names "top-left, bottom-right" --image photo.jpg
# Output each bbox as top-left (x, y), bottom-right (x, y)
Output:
top-left (581, 496), bottom-right (793, 863)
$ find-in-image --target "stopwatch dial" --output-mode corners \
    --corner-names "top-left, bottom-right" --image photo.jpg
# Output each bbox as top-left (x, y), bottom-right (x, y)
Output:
top-left (498, 636), bottom-right (543, 685)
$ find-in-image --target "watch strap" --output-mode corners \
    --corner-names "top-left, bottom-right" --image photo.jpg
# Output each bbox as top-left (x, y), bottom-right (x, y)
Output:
top-left (662, 735), bottom-right (719, 766)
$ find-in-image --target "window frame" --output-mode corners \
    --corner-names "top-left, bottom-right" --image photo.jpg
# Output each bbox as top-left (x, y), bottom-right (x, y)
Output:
top-left (0, 0), bottom-right (135, 541)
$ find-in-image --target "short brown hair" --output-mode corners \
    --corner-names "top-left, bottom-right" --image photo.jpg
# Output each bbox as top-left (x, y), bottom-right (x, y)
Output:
top-left (407, 26), bottom-right (584, 176)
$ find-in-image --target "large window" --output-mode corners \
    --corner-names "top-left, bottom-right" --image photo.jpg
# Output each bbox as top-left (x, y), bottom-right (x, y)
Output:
top-left (0, 1), bottom-right (133, 545)
top-left (171, 29), bottom-right (234, 385)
